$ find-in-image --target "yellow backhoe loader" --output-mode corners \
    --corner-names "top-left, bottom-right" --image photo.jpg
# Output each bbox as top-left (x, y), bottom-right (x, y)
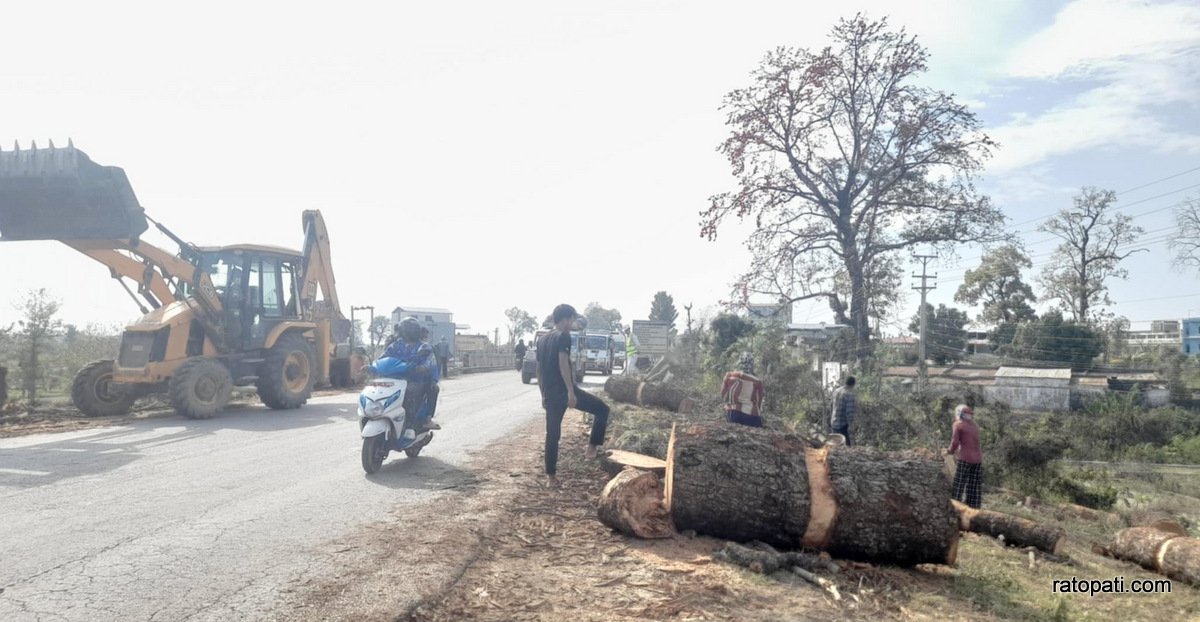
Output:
top-left (0, 141), bottom-right (354, 419)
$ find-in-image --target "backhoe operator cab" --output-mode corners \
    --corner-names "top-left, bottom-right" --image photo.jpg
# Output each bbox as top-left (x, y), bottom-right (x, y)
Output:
top-left (0, 142), bottom-right (352, 420)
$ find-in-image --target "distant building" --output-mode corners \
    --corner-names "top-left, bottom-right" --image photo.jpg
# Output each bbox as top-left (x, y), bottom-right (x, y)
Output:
top-left (391, 306), bottom-right (456, 354)
top-left (1183, 318), bottom-right (1200, 356)
top-left (965, 324), bottom-right (992, 355)
top-left (785, 323), bottom-right (852, 346)
top-left (1152, 320), bottom-right (1181, 334)
top-left (745, 302), bottom-right (793, 324)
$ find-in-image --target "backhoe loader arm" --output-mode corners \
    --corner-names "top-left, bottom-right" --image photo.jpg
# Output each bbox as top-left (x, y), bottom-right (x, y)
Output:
top-left (299, 210), bottom-right (344, 321)
top-left (64, 238), bottom-right (229, 352)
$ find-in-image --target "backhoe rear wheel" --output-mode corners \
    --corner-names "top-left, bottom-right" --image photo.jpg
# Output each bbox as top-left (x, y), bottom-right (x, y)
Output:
top-left (257, 333), bottom-right (315, 410)
top-left (169, 358), bottom-right (233, 419)
top-left (71, 360), bottom-right (136, 417)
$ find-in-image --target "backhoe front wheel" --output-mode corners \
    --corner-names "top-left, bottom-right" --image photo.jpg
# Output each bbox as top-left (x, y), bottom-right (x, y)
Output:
top-left (71, 360), bottom-right (136, 417)
top-left (169, 358), bottom-right (233, 419)
top-left (256, 333), bottom-right (315, 410)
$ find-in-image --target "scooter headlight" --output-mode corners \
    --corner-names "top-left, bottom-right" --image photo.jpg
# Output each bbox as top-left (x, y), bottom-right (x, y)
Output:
top-left (362, 398), bottom-right (384, 418)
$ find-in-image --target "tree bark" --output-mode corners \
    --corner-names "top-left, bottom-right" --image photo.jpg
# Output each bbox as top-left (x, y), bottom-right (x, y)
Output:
top-left (1105, 526), bottom-right (1200, 586)
top-left (603, 375), bottom-right (690, 412)
top-left (0, 365), bottom-right (8, 407)
top-left (952, 501), bottom-right (1066, 555)
top-left (665, 424), bottom-right (959, 566)
top-left (596, 468), bottom-right (674, 539)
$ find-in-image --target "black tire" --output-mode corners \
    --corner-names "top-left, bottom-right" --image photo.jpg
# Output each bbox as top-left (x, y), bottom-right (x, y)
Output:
top-left (256, 333), bottom-right (315, 410)
top-left (168, 357), bottom-right (233, 419)
top-left (521, 371), bottom-right (533, 385)
top-left (362, 434), bottom-right (387, 473)
top-left (405, 432), bottom-right (432, 458)
top-left (71, 360), bottom-right (136, 417)
top-left (329, 358), bottom-right (352, 388)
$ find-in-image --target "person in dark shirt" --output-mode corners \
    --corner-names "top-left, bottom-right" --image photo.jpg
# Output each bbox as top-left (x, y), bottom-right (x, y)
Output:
top-left (514, 339), bottom-right (527, 370)
top-left (536, 303), bottom-right (609, 487)
top-left (433, 337), bottom-right (451, 379)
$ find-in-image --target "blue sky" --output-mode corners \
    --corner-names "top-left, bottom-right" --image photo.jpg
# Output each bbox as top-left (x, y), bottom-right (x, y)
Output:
top-left (0, 0), bottom-right (1198, 337)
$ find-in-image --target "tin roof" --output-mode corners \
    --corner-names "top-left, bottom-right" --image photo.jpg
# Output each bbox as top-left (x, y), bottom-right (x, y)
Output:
top-left (994, 367), bottom-right (1072, 380)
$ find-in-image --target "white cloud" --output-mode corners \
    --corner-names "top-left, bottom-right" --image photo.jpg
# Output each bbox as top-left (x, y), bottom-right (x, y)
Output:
top-left (988, 0), bottom-right (1200, 173)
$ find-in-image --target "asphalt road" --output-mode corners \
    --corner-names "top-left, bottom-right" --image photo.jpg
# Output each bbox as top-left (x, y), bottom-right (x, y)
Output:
top-left (0, 369), bottom-right (605, 621)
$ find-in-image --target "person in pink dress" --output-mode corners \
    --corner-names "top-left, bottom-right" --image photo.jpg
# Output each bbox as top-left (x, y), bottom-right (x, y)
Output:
top-left (947, 404), bottom-right (983, 508)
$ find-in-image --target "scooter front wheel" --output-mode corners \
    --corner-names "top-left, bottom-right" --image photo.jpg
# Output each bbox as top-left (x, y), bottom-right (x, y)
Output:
top-left (362, 434), bottom-right (387, 474)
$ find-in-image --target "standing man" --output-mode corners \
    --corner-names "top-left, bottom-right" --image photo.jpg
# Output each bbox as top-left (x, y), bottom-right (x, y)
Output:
top-left (623, 327), bottom-right (640, 375)
top-left (537, 304), bottom-right (610, 487)
top-left (514, 339), bottom-right (527, 370)
top-left (434, 336), bottom-right (451, 380)
top-left (830, 376), bottom-right (857, 446)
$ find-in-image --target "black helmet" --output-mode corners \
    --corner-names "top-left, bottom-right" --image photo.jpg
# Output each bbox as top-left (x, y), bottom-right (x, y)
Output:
top-left (398, 316), bottom-right (422, 342)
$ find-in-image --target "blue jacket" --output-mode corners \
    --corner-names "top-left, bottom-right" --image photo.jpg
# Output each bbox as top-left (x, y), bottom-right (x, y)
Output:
top-left (382, 340), bottom-right (439, 383)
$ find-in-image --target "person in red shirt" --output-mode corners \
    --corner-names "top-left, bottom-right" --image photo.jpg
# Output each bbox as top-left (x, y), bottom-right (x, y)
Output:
top-left (722, 354), bottom-right (764, 427)
top-left (947, 404), bottom-right (983, 508)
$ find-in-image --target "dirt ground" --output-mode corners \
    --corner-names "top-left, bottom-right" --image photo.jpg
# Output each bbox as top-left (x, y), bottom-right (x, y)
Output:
top-left (11, 391), bottom-right (1200, 621)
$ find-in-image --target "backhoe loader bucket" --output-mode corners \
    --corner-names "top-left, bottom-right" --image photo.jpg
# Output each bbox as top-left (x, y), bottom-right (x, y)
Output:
top-left (0, 141), bottom-right (148, 241)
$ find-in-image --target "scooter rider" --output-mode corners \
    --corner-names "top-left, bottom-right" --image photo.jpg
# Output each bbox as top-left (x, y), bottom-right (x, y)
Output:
top-left (383, 317), bottom-right (442, 437)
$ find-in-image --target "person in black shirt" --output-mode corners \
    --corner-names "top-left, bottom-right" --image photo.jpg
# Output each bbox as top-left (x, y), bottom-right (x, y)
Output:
top-left (514, 339), bottom-right (527, 370)
top-left (536, 303), bottom-right (609, 487)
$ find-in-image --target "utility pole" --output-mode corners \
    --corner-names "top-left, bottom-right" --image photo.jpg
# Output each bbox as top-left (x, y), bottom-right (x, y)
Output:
top-left (684, 303), bottom-right (694, 335)
top-left (912, 254), bottom-right (937, 393)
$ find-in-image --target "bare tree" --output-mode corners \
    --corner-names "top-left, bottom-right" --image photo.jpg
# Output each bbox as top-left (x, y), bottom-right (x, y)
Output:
top-left (1039, 187), bottom-right (1144, 323)
top-left (504, 307), bottom-right (538, 345)
top-left (1169, 195), bottom-right (1200, 272)
top-left (701, 15), bottom-right (1002, 358)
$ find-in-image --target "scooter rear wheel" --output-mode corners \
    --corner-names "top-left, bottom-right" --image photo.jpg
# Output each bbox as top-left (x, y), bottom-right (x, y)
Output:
top-left (362, 434), bottom-right (387, 473)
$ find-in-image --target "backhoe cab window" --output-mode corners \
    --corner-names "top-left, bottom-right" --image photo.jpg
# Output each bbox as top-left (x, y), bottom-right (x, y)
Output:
top-left (204, 254), bottom-right (243, 294)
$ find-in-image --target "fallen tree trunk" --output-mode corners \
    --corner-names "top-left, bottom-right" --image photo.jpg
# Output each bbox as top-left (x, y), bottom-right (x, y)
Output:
top-left (599, 450), bottom-right (667, 477)
top-left (603, 375), bottom-right (690, 412)
top-left (597, 468), bottom-right (674, 539)
top-left (666, 424), bottom-right (959, 566)
top-left (952, 501), bottom-right (1066, 555)
top-left (1106, 526), bottom-right (1200, 586)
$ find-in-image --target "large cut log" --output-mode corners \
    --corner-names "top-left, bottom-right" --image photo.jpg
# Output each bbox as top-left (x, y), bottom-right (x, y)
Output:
top-left (597, 468), bottom-right (674, 539)
top-left (600, 450), bottom-right (667, 477)
top-left (665, 424), bottom-right (959, 566)
top-left (1106, 526), bottom-right (1200, 586)
top-left (952, 501), bottom-right (1066, 555)
top-left (603, 375), bottom-right (690, 412)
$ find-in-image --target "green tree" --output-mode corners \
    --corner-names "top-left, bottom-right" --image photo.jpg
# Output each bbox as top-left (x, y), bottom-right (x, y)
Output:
top-left (15, 289), bottom-right (63, 409)
top-left (648, 291), bottom-right (678, 331)
top-left (954, 245), bottom-right (1037, 324)
top-left (1007, 311), bottom-right (1102, 368)
top-left (708, 313), bottom-right (756, 363)
top-left (909, 303), bottom-right (970, 364)
top-left (583, 302), bottom-right (622, 332)
top-left (1039, 187), bottom-right (1144, 322)
top-left (503, 307), bottom-right (538, 344)
top-left (701, 16), bottom-right (1002, 360)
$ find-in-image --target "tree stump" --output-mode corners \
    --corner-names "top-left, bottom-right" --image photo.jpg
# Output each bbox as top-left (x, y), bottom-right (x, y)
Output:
top-left (665, 424), bottom-right (959, 566)
top-left (952, 501), bottom-right (1066, 555)
top-left (597, 468), bottom-right (674, 539)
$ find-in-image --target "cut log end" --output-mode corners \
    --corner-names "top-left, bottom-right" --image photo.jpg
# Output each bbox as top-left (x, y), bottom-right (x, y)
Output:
top-left (597, 468), bottom-right (675, 539)
top-left (600, 450), bottom-right (667, 477)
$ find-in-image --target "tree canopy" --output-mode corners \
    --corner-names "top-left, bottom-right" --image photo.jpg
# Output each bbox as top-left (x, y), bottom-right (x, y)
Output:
top-left (954, 245), bottom-right (1037, 324)
top-left (649, 291), bottom-right (678, 330)
top-left (701, 15), bottom-right (1002, 360)
top-left (583, 302), bottom-right (623, 332)
top-left (1039, 187), bottom-right (1143, 322)
top-left (909, 303), bottom-right (969, 365)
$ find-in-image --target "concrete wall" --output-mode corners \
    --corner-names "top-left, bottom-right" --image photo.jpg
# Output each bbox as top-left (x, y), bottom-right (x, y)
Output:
top-left (985, 379), bottom-right (1071, 412)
